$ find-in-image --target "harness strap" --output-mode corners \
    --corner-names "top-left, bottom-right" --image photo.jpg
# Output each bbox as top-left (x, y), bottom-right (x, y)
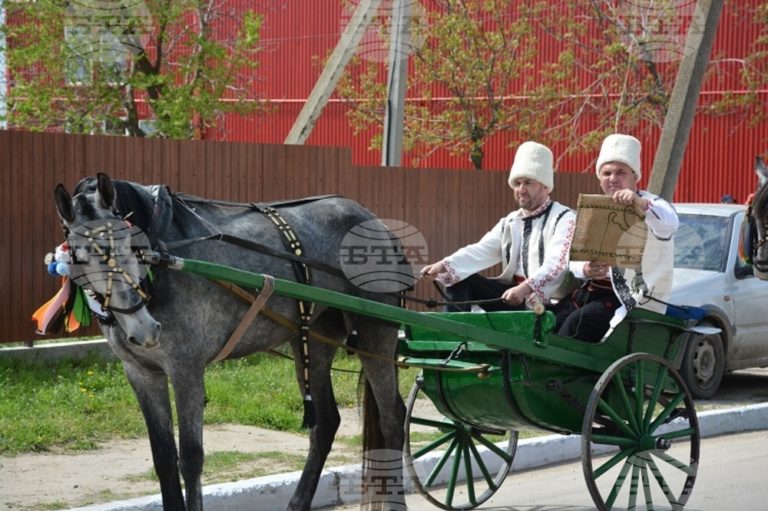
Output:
top-left (254, 205), bottom-right (317, 428)
top-left (164, 233), bottom-right (347, 279)
top-left (217, 281), bottom-right (494, 375)
top-left (213, 276), bottom-right (274, 363)
top-left (174, 192), bottom-right (339, 211)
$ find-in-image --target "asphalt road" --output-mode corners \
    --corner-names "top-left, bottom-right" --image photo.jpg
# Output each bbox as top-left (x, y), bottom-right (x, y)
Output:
top-left (330, 429), bottom-right (768, 511)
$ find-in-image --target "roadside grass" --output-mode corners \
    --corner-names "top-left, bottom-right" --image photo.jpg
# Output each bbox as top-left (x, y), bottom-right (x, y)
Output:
top-left (125, 450), bottom-right (311, 485)
top-left (0, 350), bottom-right (419, 455)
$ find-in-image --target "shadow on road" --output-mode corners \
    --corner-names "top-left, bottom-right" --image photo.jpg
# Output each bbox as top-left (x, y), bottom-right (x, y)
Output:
top-left (705, 368), bottom-right (768, 406)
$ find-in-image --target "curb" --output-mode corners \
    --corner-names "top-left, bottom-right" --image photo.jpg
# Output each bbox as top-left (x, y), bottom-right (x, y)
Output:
top-left (0, 339), bottom-right (114, 363)
top-left (67, 402), bottom-right (768, 511)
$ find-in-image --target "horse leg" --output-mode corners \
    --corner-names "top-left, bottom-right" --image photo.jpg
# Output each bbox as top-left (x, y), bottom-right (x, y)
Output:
top-left (171, 364), bottom-right (207, 511)
top-left (287, 318), bottom-right (342, 511)
top-left (123, 363), bottom-right (186, 511)
top-left (356, 321), bottom-right (407, 511)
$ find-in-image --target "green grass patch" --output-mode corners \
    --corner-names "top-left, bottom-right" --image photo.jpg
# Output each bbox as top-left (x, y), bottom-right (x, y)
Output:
top-left (124, 450), bottom-right (309, 485)
top-left (0, 350), bottom-right (419, 455)
top-left (335, 433), bottom-right (363, 448)
top-left (205, 450), bottom-right (308, 480)
top-left (0, 353), bottom-right (146, 453)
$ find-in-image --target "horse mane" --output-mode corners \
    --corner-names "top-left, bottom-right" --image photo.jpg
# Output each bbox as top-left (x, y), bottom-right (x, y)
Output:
top-left (74, 176), bottom-right (175, 247)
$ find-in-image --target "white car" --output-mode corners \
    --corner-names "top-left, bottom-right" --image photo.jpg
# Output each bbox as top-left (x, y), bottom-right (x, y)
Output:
top-left (669, 203), bottom-right (768, 398)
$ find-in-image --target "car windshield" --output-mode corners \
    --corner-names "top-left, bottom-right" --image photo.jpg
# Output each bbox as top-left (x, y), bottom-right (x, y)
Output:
top-left (674, 213), bottom-right (731, 272)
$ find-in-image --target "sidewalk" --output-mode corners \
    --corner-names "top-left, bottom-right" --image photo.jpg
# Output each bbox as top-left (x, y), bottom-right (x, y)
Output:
top-left (67, 402), bottom-right (768, 511)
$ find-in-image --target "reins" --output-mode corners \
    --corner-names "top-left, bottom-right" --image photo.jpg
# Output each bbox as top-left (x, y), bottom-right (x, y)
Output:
top-left (163, 232), bottom-right (502, 309)
top-left (163, 233), bottom-right (349, 280)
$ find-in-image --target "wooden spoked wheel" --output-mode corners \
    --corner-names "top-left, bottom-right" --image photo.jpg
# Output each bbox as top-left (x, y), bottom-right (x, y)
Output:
top-left (403, 373), bottom-right (518, 510)
top-left (582, 353), bottom-right (700, 510)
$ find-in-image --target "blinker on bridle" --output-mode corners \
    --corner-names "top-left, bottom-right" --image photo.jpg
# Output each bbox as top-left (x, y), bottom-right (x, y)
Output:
top-left (67, 217), bottom-right (151, 315)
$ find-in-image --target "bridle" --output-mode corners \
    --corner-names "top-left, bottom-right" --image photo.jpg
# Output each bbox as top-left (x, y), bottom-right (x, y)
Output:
top-left (64, 216), bottom-right (153, 316)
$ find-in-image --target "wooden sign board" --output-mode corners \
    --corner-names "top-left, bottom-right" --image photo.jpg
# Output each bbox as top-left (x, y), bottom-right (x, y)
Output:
top-left (569, 194), bottom-right (647, 269)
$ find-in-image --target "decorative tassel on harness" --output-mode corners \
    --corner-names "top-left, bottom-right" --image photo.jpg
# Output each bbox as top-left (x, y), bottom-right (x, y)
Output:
top-left (32, 241), bottom-right (139, 335)
top-left (302, 395), bottom-right (316, 429)
top-left (32, 243), bottom-right (95, 334)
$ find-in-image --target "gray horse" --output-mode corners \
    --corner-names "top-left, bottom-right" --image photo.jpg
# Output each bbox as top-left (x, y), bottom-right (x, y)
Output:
top-left (54, 173), bottom-right (407, 511)
top-left (743, 156), bottom-right (768, 280)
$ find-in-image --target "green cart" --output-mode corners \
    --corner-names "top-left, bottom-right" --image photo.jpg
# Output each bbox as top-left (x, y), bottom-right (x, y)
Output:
top-left (170, 256), bottom-right (701, 511)
top-left (399, 309), bottom-right (699, 511)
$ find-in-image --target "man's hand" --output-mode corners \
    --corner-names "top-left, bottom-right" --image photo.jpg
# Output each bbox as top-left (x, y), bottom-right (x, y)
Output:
top-left (501, 283), bottom-right (531, 306)
top-left (584, 261), bottom-right (609, 279)
top-left (420, 261), bottom-right (445, 280)
top-left (612, 189), bottom-right (648, 213)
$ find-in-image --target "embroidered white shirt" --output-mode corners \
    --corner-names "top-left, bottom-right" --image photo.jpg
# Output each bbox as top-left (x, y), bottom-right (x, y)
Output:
top-left (439, 200), bottom-right (576, 302)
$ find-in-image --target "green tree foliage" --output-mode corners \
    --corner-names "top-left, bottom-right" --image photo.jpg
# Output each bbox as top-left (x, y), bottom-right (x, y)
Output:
top-left (338, 0), bottom-right (767, 169)
top-left (337, 0), bottom-right (541, 169)
top-left (1, 0), bottom-right (267, 138)
top-left (534, 0), bottom-right (768, 161)
top-left (529, 0), bottom-right (684, 160)
top-left (705, 2), bottom-right (768, 126)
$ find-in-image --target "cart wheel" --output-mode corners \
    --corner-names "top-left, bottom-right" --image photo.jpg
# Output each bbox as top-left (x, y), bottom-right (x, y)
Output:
top-left (404, 373), bottom-right (518, 510)
top-left (582, 353), bottom-right (700, 511)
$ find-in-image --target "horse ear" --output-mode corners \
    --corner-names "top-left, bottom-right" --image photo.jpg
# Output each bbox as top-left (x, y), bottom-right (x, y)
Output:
top-left (54, 184), bottom-right (75, 223)
top-left (96, 173), bottom-right (115, 210)
top-left (755, 156), bottom-right (768, 188)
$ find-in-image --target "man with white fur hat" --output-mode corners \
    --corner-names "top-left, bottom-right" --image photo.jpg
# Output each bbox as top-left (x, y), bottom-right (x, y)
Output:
top-left (556, 134), bottom-right (679, 341)
top-left (421, 141), bottom-right (576, 311)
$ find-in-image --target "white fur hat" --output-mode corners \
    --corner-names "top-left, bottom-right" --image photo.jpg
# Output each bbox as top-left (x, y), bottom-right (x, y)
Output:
top-left (596, 134), bottom-right (642, 182)
top-left (507, 141), bottom-right (554, 191)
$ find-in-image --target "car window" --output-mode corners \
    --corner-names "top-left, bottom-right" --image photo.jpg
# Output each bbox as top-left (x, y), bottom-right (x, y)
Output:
top-left (674, 214), bottom-right (731, 272)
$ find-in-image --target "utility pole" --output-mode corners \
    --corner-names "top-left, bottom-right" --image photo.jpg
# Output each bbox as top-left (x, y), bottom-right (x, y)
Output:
top-left (647, 0), bottom-right (724, 200)
top-left (381, 0), bottom-right (411, 167)
top-left (285, 0), bottom-right (382, 145)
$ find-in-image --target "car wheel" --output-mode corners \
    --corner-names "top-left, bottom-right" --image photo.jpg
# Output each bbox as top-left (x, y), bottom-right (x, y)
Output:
top-left (681, 320), bottom-right (725, 399)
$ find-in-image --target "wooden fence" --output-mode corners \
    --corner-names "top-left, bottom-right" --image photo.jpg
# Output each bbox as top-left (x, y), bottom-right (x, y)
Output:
top-left (0, 130), bottom-right (599, 344)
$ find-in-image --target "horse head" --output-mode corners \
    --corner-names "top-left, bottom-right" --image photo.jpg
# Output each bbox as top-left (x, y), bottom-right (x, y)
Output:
top-left (54, 173), bottom-right (162, 348)
top-left (746, 156), bottom-right (768, 280)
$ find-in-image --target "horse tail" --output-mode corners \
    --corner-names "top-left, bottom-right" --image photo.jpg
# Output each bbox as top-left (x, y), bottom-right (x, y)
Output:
top-left (361, 376), bottom-right (382, 510)
top-left (361, 374), bottom-right (396, 511)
